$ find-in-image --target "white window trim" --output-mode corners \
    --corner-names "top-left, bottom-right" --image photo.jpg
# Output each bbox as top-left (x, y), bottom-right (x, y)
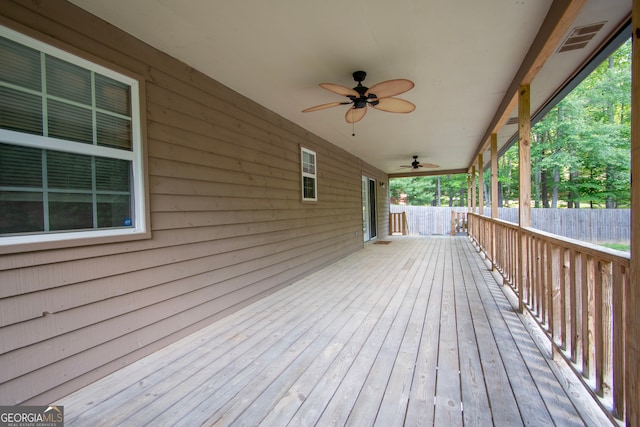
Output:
top-left (0, 24), bottom-right (148, 252)
top-left (301, 147), bottom-right (317, 202)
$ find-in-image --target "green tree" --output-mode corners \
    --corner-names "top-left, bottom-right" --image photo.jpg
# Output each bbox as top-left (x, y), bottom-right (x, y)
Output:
top-left (390, 175), bottom-right (468, 206)
top-left (523, 39), bottom-right (630, 208)
top-left (391, 40), bottom-right (631, 210)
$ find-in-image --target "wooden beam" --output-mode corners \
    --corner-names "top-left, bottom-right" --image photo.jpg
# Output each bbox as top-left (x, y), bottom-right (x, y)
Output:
top-left (491, 134), bottom-right (499, 219)
top-left (469, 0), bottom-right (587, 167)
top-left (627, 1), bottom-right (640, 423)
top-left (518, 85), bottom-right (531, 314)
top-left (478, 153), bottom-right (484, 215)
top-left (388, 168), bottom-right (468, 179)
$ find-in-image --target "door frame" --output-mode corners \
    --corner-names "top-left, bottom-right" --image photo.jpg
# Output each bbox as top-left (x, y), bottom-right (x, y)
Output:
top-left (362, 175), bottom-right (377, 242)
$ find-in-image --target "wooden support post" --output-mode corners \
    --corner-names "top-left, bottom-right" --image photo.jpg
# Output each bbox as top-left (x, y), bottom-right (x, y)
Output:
top-left (467, 174), bottom-right (471, 210)
top-left (518, 84), bottom-right (531, 314)
top-left (627, 1), bottom-right (640, 422)
top-left (451, 211), bottom-right (455, 236)
top-left (491, 134), bottom-right (499, 219)
top-left (466, 174), bottom-right (472, 237)
top-left (491, 134), bottom-right (499, 271)
top-left (478, 153), bottom-right (484, 216)
top-left (471, 165), bottom-right (477, 213)
top-left (402, 212), bottom-right (408, 235)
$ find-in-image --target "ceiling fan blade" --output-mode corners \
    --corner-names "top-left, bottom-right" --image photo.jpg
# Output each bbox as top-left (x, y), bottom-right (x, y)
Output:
top-left (418, 162), bottom-right (440, 168)
top-left (319, 83), bottom-right (359, 97)
top-left (371, 97), bottom-right (416, 113)
top-left (302, 101), bottom-right (347, 113)
top-left (365, 79), bottom-right (414, 98)
top-left (345, 107), bottom-right (367, 123)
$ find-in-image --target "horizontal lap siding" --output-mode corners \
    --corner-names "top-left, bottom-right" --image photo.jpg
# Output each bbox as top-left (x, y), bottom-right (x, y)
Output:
top-left (0, 1), bottom-right (387, 404)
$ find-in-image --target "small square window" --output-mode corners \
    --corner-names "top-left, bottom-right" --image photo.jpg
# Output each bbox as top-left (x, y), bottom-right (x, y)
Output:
top-left (301, 147), bottom-right (317, 201)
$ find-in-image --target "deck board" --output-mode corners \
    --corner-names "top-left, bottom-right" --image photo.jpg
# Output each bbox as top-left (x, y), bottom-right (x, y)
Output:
top-left (434, 239), bottom-right (463, 426)
top-left (454, 242), bottom-right (523, 426)
top-left (59, 236), bottom-right (612, 426)
top-left (404, 238), bottom-right (445, 427)
top-left (452, 241), bottom-right (493, 427)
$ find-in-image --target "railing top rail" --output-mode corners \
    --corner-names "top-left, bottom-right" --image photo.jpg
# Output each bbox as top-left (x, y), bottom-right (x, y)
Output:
top-left (468, 212), bottom-right (519, 230)
top-left (469, 212), bottom-right (630, 266)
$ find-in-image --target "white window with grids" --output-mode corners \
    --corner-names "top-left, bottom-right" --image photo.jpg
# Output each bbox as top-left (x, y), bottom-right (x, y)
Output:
top-left (0, 25), bottom-right (147, 250)
top-left (301, 147), bottom-right (317, 201)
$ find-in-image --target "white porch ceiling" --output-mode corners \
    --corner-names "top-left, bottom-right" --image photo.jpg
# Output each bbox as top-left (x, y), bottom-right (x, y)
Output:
top-left (69, 0), bottom-right (630, 175)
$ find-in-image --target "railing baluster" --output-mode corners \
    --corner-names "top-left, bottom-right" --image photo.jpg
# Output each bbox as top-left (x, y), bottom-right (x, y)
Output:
top-left (546, 241), bottom-right (553, 331)
top-left (504, 226), bottom-right (509, 282)
top-left (594, 259), bottom-right (604, 396)
top-left (612, 264), bottom-right (626, 418)
top-left (549, 243), bottom-right (560, 346)
top-left (537, 237), bottom-right (544, 319)
top-left (560, 247), bottom-right (568, 350)
top-left (601, 260), bottom-right (613, 401)
top-left (582, 254), bottom-right (591, 379)
top-left (531, 235), bottom-right (537, 315)
top-left (570, 248), bottom-right (578, 361)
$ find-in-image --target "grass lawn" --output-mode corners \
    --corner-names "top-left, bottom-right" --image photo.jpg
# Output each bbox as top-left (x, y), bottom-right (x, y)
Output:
top-left (599, 242), bottom-right (630, 252)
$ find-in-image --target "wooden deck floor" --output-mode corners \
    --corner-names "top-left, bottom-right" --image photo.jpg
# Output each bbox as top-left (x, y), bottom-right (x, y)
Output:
top-left (59, 236), bottom-right (612, 426)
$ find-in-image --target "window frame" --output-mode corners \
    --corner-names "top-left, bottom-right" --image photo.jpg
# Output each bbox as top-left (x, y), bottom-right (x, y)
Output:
top-left (301, 146), bottom-right (317, 202)
top-left (0, 24), bottom-right (149, 253)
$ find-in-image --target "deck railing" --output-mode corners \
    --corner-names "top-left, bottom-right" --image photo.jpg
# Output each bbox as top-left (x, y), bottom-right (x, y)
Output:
top-left (389, 212), bottom-right (409, 235)
top-left (468, 212), bottom-right (630, 422)
top-left (450, 211), bottom-right (468, 235)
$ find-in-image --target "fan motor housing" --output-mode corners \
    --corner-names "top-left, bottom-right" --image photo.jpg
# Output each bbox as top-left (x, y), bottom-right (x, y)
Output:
top-left (350, 84), bottom-right (379, 109)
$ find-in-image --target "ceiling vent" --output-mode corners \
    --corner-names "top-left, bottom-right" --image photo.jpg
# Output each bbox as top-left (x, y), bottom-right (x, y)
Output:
top-left (506, 117), bottom-right (519, 126)
top-left (557, 22), bottom-right (606, 53)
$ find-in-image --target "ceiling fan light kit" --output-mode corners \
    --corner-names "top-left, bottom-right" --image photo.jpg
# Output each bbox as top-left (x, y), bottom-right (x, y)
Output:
top-left (302, 71), bottom-right (416, 124)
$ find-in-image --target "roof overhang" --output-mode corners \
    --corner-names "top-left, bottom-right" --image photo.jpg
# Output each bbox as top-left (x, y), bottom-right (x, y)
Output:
top-left (68, 0), bottom-right (631, 176)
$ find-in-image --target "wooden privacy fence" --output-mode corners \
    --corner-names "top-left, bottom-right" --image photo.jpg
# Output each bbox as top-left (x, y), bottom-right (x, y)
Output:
top-left (390, 205), bottom-right (630, 242)
top-left (468, 213), bottom-right (630, 422)
top-left (389, 205), bottom-right (469, 235)
top-left (484, 207), bottom-right (630, 242)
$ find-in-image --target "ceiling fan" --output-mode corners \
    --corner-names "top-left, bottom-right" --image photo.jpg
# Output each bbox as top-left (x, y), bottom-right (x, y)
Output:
top-left (302, 71), bottom-right (415, 123)
top-left (400, 156), bottom-right (439, 170)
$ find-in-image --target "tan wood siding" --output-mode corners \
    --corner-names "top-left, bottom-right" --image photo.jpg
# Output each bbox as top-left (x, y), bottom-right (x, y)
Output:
top-left (0, 1), bottom-right (388, 404)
